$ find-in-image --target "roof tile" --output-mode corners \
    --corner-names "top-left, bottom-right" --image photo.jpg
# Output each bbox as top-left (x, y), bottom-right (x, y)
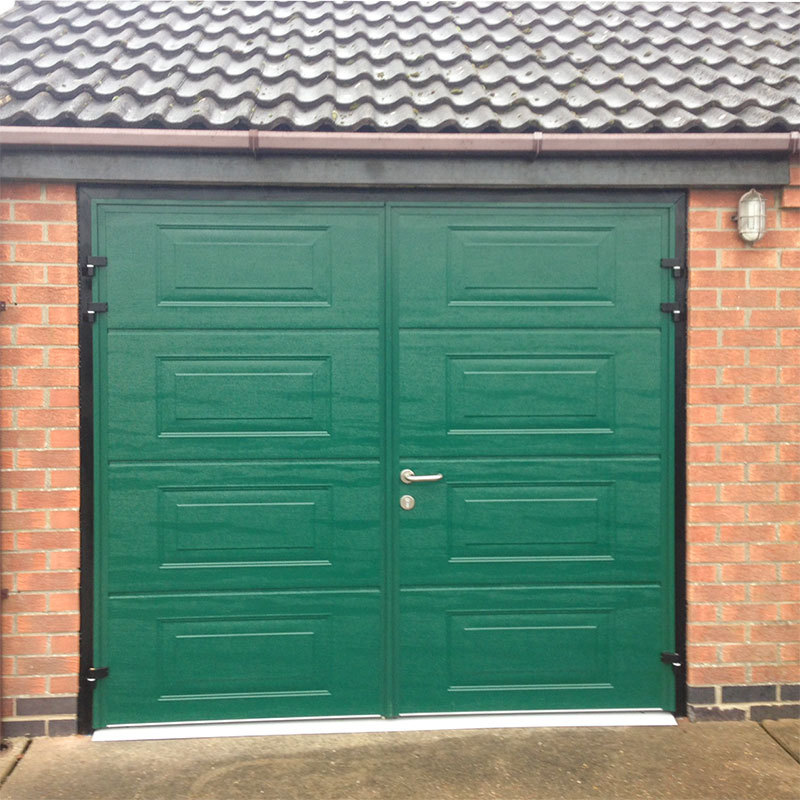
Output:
top-left (1, 0), bottom-right (798, 132)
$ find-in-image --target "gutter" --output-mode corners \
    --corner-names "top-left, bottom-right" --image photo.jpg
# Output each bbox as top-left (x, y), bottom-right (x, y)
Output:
top-left (0, 127), bottom-right (799, 156)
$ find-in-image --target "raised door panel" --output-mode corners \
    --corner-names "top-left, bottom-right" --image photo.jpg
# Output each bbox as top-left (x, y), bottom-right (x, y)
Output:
top-left (98, 591), bottom-right (382, 726)
top-left (392, 206), bottom-right (670, 329)
top-left (398, 330), bottom-right (663, 457)
top-left (95, 203), bottom-right (382, 329)
top-left (397, 458), bottom-right (665, 586)
top-left (107, 463), bottom-right (382, 592)
top-left (105, 331), bottom-right (380, 460)
top-left (399, 586), bottom-right (669, 713)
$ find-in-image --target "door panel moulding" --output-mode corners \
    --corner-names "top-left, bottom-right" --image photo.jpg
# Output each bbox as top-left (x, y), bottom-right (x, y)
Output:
top-left (93, 711), bottom-right (678, 742)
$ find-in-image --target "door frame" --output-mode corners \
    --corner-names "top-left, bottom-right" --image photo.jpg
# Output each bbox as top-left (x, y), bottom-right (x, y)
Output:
top-left (77, 185), bottom-right (688, 733)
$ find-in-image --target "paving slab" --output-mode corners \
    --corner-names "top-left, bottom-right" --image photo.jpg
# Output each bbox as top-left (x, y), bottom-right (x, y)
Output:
top-left (762, 719), bottom-right (800, 763)
top-left (1, 722), bottom-right (799, 800)
top-left (0, 740), bottom-right (28, 785)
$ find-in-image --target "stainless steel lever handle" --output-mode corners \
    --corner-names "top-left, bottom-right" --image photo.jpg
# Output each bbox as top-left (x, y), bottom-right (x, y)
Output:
top-left (400, 469), bottom-right (443, 484)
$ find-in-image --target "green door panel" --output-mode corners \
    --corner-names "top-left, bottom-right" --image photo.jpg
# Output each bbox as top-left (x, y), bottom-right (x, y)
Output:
top-left (398, 586), bottom-right (670, 713)
top-left (105, 331), bottom-right (380, 460)
top-left (397, 458), bottom-right (666, 586)
top-left (93, 199), bottom-right (676, 726)
top-left (95, 203), bottom-right (383, 329)
top-left (95, 591), bottom-right (383, 726)
top-left (398, 330), bottom-right (663, 457)
top-left (107, 462), bottom-right (382, 592)
top-left (392, 205), bottom-right (671, 329)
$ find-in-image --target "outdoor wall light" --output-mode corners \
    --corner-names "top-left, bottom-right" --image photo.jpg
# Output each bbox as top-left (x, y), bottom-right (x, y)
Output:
top-left (736, 189), bottom-right (767, 243)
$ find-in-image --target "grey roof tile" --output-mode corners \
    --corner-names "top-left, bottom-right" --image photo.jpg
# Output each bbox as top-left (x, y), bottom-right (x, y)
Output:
top-left (1, 0), bottom-right (798, 132)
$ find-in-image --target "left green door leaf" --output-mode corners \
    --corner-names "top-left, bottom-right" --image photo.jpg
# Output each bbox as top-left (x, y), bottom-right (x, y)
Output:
top-left (92, 203), bottom-right (385, 725)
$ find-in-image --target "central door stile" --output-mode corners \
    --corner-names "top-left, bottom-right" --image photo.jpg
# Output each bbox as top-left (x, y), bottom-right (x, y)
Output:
top-left (382, 202), bottom-right (399, 719)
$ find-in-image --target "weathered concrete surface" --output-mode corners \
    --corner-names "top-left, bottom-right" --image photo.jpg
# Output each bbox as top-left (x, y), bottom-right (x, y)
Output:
top-left (762, 718), bottom-right (800, 763)
top-left (0, 740), bottom-right (28, 786)
top-left (1, 722), bottom-right (799, 800)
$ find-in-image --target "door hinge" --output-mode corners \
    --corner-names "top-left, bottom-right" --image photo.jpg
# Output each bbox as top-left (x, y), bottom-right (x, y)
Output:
top-left (660, 302), bottom-right (682, 322)
top-left (661, 258), bottom-right (684, 279)
top-left (661, 651), bottom-right (682, 671)
top-left (84, 666), bottom-right (109, 685)
top-left (83, 302), bottom-right (108, 323)
top-left (82, 256), bottom-right (107, 278)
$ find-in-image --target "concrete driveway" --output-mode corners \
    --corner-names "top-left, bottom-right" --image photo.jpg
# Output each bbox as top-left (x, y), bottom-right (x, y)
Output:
top-left (1, 720), bottom-right (798, 800)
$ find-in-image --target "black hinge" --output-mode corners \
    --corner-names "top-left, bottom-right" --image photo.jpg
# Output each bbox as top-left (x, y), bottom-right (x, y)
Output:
top-left (82, 256), bottom-right (107, 278)
top-left (661, 651), bottom-right (682, 671)
top-left (661, 258), bottom-right (684, 279)
top-left (83, 302), bottom-right (108, 323)
top-left (85, 666), bottom-right (109, 684)
top-left (660, 302), bottom-right (682, 323)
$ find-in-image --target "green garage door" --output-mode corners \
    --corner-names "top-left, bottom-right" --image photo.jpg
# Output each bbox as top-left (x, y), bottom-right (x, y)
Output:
top-left (89, 199), bottom-right (677, 727)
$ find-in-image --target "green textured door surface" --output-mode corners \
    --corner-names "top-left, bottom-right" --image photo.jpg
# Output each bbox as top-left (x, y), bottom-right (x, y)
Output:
top-left (92, 199), bottom-right (676, 727)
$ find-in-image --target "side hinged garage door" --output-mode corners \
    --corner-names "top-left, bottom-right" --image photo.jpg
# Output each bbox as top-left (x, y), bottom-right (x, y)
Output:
top-left (86, 195), bottom-right (678, 728)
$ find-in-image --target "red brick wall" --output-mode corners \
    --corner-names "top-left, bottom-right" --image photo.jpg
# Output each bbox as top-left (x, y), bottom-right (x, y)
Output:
top-left (686, 159), bottom-right (800, 719)
top-left (1, 174), bottom-right (798, 733)
top-left (0, 182), bottom-right (80, 736)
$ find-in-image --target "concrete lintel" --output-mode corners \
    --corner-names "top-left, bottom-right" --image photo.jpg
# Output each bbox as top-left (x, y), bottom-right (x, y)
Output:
top-left (0, 151), bottom-right (789, 188)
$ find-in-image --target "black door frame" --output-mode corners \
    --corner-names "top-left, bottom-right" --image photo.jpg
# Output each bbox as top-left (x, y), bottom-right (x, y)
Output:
top-left (77, 185), bottom-right (687, 732)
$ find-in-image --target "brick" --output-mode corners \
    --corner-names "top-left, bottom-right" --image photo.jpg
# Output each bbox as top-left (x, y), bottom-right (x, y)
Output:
top-left (689, 424), bottom-right (745, 443)
top-left (780, 604), bottom-right (800, 621)
top-left (688, 289), bottom-right (718, 308)
top-left (752, 584), bottom-right (800, 602)
top-left (16, 368), bottom-right (78, 387)
top-left (687, 505), bottom-right (745, 524)
top-left (750, 349), bottom-right (800, 366)
top-left (44, 184), bottom-right (76, 202)
top-left (687, 525), bottom-right (717, 543)
top-left (15, 286), bottom-right (77, 305)
top-left (16, 571), bottom-right (79, 591)
top-left (49, 676), bottom-right (79, 694)
top-left (750, 624), bottom-right (800, 643)
top-left (689, 348), bottom-right (745, 366)
top-left (46, 266), bottom-right (78, 285)
top-left (0, 223), bottom-right (44, 241)
top-left (750, 309), bottom-right (800, 327)
top-left (721, 329), bottom-right (777, 347)
top-left (16, 450), bottom-right (79, 468)
top-left (48, 593), bottom-right (79, 612)
top-left (1, 635), bottom-right (49, 655)
top-left (719, 250), bottom-right (779, 269)
top-left (46, 224), bottom-right (78, 244)
top-left (688, 329), bottom-right (719, 348)
top-left (721, 367), bottom-right (778, 385)
top-left (48, 388), bottom-right (78, 408)
top-left (750, 542), bottom-right (800, 562)
top-left (687, 407), bottom-right (717, 425)
top-left (691, 309), bottom-right (746, 328)
top-left (0, 470), bottom-right (46, 490)
top-left (721, 563), bottom-right (778, 582)
top-left (779, 405), bottom-right (800, 423)
top-left (689, 604), bottom-right (718, 622)
top-left (17, 409), bottom-right (79, 428)
top-left (48, 348), bottom-right (79, 367)
top-left (2, 720), bottom-right (46, 738)
top-left (16, 656), bottom-right (78, 676)
top-left (721, 405), bottom-right (776, 423)
top-left (1, 348), bottom-right (44, 366)
top-left (688, 584), bottom-right (747, 602)
top-left (16, 326), bottom-right (78, 345)
top-left (688, 464), bottom-right (744, 483)
top-left (720, 483), bottom-right (776, 502)
top-left (50, 633), bottom-right (79, 654)
top-left (721, 684), bottom-right (776, 702)
top-left (688, 624), bottom-right (746, 643)
top-left (749, 386), bottom-right (800, 404)
top-left (751, 269), bottom-right (800, 288)
top-left (721, 604), bottom-right (778, 622)
top-left (15, 695), bottom-right (77, 716)
top-left (749, 504), bottom-right (800, 523)
top-left (721, 645), bottom-right (778, 663)
top-left (16, 490), bottom-right (79, 511)
top-left (0, 183), bottom-right (42, 200)
top-left (688, 543), bottom-right (746, 563)
top-left (1, 429), bottom-right (47, 448)
top-left (688, 666), bottom-right (747, 685)
top-left (690, 269), bottom-right (746, 288)
top-left (686, 686), bottom-right (716, 704)
top-left (13, 202), bottom-right (76, 223)
top-left (688, 564), bottom-right (717, 583)
top-left (689, 190), bottom-right (740, 209)
top-left (747, 463), bottom-right (800, 484)
top-left (16, 614), bottom-right (78, 633)
top-left (0, 388), bottom-right (45, 408)
top-left (719, 524), bottom-right (776, 542)
top-left (752, 666), bottom-right (800, 683)
top-left (780, 290), bottom-right (800, 308)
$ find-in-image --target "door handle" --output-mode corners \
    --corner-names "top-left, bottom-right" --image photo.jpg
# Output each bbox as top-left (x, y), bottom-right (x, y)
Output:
top-left (400, 469), bottom-right (443, 484)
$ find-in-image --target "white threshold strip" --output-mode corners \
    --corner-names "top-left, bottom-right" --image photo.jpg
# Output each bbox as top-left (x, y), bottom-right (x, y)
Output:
top-left (93, 710), bottom-right (676, 742)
